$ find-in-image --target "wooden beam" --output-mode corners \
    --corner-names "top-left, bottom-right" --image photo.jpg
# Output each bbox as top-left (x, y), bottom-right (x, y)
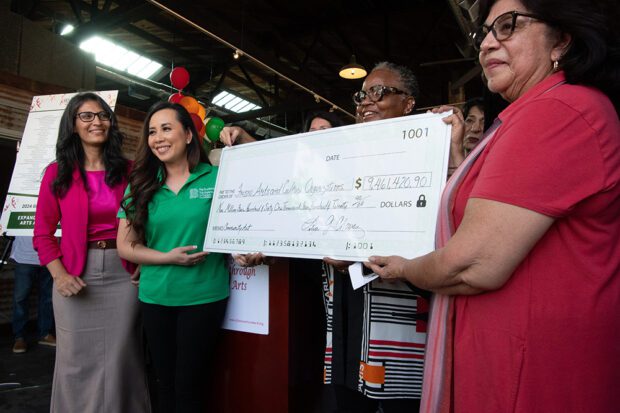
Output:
top-left (68, 0), bottom-right (84, 24)
top-left (222, 100), bottom-right (324, 124)
top-left (150, 1), bottom-right (337, 103)
top-left (237, 62), bottom-right (269, 107)
top-left (102, 0), bottom-right (113, 13)
top-left (450, 65), bottom-right (481, 90)
top-left (65, 1), bottom-right (156, 42)
top-left (123, 23), bottom-right (200, 63)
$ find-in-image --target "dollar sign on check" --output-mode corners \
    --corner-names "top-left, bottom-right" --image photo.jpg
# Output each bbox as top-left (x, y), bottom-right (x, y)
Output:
top-left (355, 177), bottom-right (362, 189)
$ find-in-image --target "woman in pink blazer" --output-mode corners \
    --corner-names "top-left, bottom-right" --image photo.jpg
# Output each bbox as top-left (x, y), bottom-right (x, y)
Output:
top-left (34, 92), bottom-right (150, 413)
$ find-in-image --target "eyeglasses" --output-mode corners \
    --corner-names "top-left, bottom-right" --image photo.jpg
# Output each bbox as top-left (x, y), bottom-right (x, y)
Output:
top-left (352, 85), bottom-right (408, 105)
top-left (470, 10), bottom-right (544, 51)
top-left (76, 111), bottom-right (112, 122)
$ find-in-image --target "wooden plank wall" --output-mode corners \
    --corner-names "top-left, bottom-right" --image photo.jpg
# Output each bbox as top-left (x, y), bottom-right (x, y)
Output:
top-left (0, 71), bottom-right (144, 157)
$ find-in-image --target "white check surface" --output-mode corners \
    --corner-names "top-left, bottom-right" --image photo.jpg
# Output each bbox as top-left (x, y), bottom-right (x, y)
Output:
top-left (204, 112), bottom-right (451, 261)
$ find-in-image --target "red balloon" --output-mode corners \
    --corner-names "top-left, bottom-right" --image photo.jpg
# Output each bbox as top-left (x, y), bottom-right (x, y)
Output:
top-left (170, 67), bottom-right (190, 90)
top-left (198, 123), bottom-right (206, 142)
top-left (168, 92), bottom-right (184, 103)
top-left (190, 113), bottom-right (204, 139)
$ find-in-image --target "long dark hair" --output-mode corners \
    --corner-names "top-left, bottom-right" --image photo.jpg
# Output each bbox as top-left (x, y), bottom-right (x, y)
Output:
top-left (52, 92), bottom-right (129, 197)
top-left (303, 110), bottom-right (345, 132)
top-left (479, 0), bottom-right (620, 109)
top-left (121, 101), bottom-right (208, 244)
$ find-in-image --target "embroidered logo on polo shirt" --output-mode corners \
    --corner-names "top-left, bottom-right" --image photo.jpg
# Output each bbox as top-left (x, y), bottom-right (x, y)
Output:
top-left (189, 188), bottom-right (214, 199)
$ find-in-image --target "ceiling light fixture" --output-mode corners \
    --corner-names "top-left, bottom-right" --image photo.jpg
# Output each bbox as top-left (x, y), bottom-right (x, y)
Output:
top-left (79, 35), bottom-right (164, 80)
top-left (60, 24), bottom-right (75, 36)
top-left (233, 49), bottom-right (242, 59)
top-left (339, 55), bottom-right (367, 80)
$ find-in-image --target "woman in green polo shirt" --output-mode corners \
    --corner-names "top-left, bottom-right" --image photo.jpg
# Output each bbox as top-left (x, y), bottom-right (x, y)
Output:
top-left (117, 101), bottom-right (229, 413)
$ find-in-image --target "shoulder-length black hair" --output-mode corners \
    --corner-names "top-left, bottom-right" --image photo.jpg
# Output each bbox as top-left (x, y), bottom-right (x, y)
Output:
top-left (53, 92), bottom-right (129, 197)
top-left (121, 101), bottom-right (209, 244)
top-left (303, 110), bottom-right (346, 132)
top-left (478, 0), bottom-right (620, 109)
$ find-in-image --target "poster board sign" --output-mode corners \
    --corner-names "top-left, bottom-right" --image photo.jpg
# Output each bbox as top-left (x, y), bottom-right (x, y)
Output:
top-left (222, 261), bottom-right (269, 335)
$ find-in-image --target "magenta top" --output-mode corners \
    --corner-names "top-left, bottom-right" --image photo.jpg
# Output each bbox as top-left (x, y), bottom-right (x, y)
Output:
top-left (86, 171), bottom-right (119, 241)
top-left (34, 162), bottom-right (135, 277)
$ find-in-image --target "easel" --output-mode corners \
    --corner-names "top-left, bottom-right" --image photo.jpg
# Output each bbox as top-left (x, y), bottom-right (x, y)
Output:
top-left (0, 231), bottom-right (20, 389)
top-left (0, 232), bottom-right (15, 325)
top-left (1, 232), bottom-right (16, 271)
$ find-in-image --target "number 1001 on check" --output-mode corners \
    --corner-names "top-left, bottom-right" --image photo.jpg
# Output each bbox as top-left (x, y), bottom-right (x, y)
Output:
top-left (402, 128), bottom-right (429, 139)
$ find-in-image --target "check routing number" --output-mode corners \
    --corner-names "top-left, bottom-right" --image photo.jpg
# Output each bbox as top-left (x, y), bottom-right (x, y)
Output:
top-left (204, 112), bottom-right (451, 261)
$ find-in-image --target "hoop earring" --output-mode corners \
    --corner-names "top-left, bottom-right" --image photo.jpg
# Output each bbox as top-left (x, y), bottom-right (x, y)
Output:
top-left (553, 60), bottom-right (559, 71)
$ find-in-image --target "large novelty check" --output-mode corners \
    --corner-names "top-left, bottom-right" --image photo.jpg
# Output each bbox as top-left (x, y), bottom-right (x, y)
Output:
top-left (203, 112), bottom-right (451, 261)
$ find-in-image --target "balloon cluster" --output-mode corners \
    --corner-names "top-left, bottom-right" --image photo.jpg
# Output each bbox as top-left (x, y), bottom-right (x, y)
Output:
top-left (168, 66), bottom-right (224, 144)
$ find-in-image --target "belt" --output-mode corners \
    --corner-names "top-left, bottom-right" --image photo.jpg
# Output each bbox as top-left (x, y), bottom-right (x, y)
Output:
top-left (87, 239), bottom-right (117, 249)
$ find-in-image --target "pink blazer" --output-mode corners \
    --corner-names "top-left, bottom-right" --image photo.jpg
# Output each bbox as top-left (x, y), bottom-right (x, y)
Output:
top-left (33, 162), bottom-right (135, 276)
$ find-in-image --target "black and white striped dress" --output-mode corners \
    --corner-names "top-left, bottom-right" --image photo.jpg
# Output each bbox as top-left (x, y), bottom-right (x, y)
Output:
top-left (321, 263), bottom-right (429, 400)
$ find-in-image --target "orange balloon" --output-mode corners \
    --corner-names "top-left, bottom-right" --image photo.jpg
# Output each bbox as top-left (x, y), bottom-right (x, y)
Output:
top-left (179, 96), bottom-right (200, 114)
top-left (197, 104), bottom-right (206, 121)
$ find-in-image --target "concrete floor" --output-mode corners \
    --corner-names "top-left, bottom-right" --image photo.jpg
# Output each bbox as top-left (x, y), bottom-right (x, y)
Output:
top-left (0, 322), bottom-right (54, 413)
top-left (0, 323), bottom-right (335, 413)
top-left (0, 261), bottom-right (335, 413)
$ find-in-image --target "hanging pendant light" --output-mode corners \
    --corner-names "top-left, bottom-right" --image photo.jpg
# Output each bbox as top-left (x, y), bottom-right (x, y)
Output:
top-left (339, 55), bottom-right (367, 79)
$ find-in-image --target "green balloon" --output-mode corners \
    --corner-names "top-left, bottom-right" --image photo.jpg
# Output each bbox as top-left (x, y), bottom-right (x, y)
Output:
top-left (206, 117), bottom-right (225, 142)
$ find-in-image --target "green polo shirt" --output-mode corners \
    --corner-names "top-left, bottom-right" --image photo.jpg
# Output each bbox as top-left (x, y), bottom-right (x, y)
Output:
top-left (118, 163), bottom-right (229, 306)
